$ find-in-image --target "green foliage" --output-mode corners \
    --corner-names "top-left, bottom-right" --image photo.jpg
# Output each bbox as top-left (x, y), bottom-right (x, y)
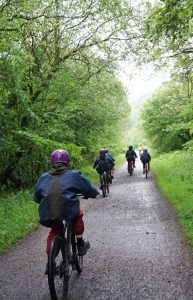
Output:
top-left (152, 151), bottom-right (193, 246)
top-left (141, 80), bottom-right (193, 153)
top-left (144, 0), bottom-right (193, 73)
top-left (0, 0), bottom-right (131, 189)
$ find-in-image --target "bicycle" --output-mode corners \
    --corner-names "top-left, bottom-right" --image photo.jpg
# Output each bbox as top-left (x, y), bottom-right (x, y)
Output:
top-left (144, 162), bottom-right (148, 178)
top-left (100, 171), bottom-right (110, 197)
top-left (127, 160), bottom-right (133, 176)
top-left (47, 220), bottom-right (83, 300)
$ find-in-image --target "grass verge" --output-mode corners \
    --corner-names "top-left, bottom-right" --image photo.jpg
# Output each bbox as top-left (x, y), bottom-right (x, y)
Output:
top-left (152, 150), bottom-right (193, 246)
top-left (0, 190), bottom-right (38, 254)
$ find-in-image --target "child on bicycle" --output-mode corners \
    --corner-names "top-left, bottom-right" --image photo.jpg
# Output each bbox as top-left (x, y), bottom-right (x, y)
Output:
top-left (34, 149), bottom-right (99, 266)
top-left (140, 148), bottom-right (151, 173)
top-left (93, 149), bottom-right (114, 186)
top-left (104, 148), bottom-right (115, 179)
top-left (125, 145), bottom-right (138, 168)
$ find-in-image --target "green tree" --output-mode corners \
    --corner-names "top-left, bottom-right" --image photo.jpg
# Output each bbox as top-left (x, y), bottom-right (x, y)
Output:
top-left (141, 80), bottom-right (192, 153)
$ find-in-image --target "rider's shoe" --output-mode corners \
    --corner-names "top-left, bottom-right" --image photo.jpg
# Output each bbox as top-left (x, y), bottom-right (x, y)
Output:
top-left (77, 240), bottom-right (90, 256)
top-left (111, 175), bottom-right (114, 179)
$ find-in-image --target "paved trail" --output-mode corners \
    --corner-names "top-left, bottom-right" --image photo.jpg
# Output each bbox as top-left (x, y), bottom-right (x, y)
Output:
top-left (1, 161), bottom-right (193, 300)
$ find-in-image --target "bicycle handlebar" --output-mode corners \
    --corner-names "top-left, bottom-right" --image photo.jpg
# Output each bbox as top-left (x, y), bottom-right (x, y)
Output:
top-left (77, 192), bottom-right (100, 199)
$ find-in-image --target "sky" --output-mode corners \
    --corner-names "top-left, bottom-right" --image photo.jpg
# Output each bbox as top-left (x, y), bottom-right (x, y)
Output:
top-left (118, 62), bottom-right (170, 104)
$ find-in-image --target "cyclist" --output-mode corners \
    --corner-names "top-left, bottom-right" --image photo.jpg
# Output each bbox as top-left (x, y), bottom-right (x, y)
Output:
top-left (93, 148), bottom-right (112, 186)
top-left (34, 149), bottom-right (99, 270)
top-left (104, 148), bottom-right (115, 179)
top-left (125, 145), bottom-right (138, 168)
top-left (140, 148), bottom-right (151, 173)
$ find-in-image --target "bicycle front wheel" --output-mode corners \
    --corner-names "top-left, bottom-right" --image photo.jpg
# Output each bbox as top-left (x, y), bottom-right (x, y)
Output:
top-left (48, 236), bottom-right (67, 300)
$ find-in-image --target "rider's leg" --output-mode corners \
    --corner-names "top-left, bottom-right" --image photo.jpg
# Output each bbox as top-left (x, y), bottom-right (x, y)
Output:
top-left (148, 162), bottom-right (150, 171)
top-left (71, 209), bottom-right (90, 255)
top-left (46, 221), bottom-right (64, 255)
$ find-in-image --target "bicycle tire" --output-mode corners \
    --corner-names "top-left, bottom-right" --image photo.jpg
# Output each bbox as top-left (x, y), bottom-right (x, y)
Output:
top-left (48, 235), bottom-right (66, 300)
top-left (106, 174), bottom-right (110, 194)
top-left (75, 255), bottom-right (83, 273)
top-left (101, 173), bottom-right (106, 197)
top-left (128, 162), bottom-right (133, 176)
top-left (71, 233), bottom-right (83, 273)
top-left (145, 164), bottom-right (148, 178)
top-left (108, 171), bottom-right (112, 184)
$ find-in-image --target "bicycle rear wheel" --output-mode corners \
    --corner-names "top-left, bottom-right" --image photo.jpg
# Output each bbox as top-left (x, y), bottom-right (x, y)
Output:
top-left (145, 164), bottom-right (148, 178)
top-left (48, 235), bottom-right (67, 300)
top-left (75, 255), bottom-right (83, 273)
top-left (128, 162), bottom-right (133, 176)
top-left (71, 234), bottom-right (83, 273)
top-left (101, 173), bottom-right (106, 197)
top-left (106, 174), bottom-right (110, 194)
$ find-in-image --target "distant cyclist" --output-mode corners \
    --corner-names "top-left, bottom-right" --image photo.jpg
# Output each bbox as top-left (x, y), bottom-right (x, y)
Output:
top-left (125, 145), bottom-right (138, 168)
top-left (140, 148), bottom-right (151, 173)
top-left (93, 149), bottom-right (113, 186)
top-left (104, 148), bottom-right (115, 179)
top-left (34, 149), bottom-right (98, 275)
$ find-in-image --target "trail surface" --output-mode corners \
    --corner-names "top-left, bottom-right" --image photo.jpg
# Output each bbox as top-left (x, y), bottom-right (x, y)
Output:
top-left (1, 160), bottom-right (193, 300)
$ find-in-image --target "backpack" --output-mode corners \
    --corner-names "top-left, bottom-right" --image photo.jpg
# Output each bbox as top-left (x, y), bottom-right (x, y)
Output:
top-left (96, 159), bottom-right (109, 174)
top-left (140, 153), bottom-right (150, 163)
top-left (126, 150), bottom-right (134, 161)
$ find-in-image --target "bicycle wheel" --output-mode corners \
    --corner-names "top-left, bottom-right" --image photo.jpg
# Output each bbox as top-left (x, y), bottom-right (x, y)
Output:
top-left (71, 234), bottom-right (83, 273)
top-left (75, 255), bottom-right (83, 273)
top-left (128, 162), bottom-right (133, 176)
top-left (145, 164), bottom-right (148, 178)
top-left (108, 171), bottom-right (112, 184)
top-left (106, 173), bottom-right (110, 194)
top-left (101, 173), bottom-right (106, 197)
top-left (48, 235), bottom-right (66, 300)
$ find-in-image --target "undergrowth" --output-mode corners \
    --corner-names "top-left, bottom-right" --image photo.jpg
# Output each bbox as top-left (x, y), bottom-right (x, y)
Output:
top-left (152, 151), bottom-right (193, 246)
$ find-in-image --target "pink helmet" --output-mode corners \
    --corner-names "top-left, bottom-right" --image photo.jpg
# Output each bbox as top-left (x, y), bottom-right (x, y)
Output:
top-left (50, 149), bottom-right (70, 165)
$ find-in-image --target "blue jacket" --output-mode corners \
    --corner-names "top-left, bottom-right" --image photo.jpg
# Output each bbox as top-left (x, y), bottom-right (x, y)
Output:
top-left (140, 152), bottom-right (151, 163)
top-left (105, 153), bottom-right (115, 163)
top-left (34, 169), bottom-right (98, 227)
top-left (93, 155), bottom-right (114, 169)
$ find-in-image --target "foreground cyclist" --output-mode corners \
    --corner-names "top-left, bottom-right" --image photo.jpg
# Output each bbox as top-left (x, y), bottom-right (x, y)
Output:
top-left (34, 149), bottom-right (98, 273)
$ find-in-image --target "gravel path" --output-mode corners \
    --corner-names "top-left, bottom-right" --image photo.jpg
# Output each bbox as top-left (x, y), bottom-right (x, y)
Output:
top-left (1, 160), bottom-right (193, 300)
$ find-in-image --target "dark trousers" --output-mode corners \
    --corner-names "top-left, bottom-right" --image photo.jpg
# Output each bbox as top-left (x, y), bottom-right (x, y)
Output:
top-left (143, 162), bottom-right (150, 171)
